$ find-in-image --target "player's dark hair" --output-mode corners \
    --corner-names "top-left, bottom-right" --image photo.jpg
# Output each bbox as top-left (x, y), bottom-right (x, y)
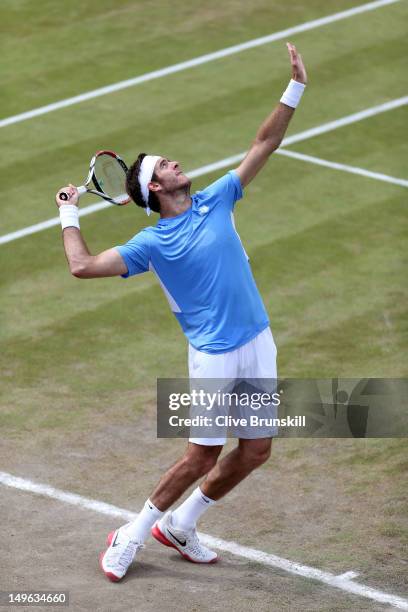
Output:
top-left (126, 153), bottom-right (161, 213)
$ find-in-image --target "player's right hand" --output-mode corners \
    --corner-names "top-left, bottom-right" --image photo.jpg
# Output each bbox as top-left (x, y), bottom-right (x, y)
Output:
top-left (55, 184), bottom-right (79, 208)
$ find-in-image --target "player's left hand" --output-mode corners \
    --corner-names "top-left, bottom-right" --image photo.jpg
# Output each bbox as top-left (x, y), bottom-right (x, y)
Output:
top-left (286, 42), bottom-right (307, 85)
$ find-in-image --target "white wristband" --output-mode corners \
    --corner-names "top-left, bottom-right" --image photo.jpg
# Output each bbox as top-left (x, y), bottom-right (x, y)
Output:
top-left (280, 79), bottom-right (305, 108)
top-left (59, 204), bottom-right (80, 230)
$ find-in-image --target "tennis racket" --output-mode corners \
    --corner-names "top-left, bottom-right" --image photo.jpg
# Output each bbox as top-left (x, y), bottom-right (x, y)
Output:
top-left (59, 150), bottom-right (130, 205)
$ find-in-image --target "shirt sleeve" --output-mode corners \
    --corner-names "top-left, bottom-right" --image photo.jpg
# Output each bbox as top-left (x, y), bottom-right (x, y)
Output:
top-left (115, 230), bottom-right (150, 278)
top-left (196, 170), bottom-right (243, 211)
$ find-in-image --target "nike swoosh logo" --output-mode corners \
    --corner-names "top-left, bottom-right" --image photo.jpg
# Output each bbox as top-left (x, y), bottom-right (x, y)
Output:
top-left (201, 496), bottom-right (210, 504)
top-left (167, 528), bottom-right (186, 547)
top-left (112, 533), bottom-right (120, 547)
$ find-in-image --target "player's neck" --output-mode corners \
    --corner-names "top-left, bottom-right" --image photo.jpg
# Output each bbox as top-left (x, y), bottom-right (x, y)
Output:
top-left (159, 188), bottom-right (192, 219)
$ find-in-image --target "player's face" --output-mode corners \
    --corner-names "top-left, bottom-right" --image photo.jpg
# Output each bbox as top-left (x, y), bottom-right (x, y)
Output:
top-left (153, 157), bottom-right (190, 192)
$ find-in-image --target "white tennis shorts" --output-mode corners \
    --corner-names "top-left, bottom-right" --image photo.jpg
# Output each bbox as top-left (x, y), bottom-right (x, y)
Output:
top-left (188, 326), bottom-right (277, 446)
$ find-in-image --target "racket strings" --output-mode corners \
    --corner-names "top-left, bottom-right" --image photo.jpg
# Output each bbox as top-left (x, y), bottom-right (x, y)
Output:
top-left (93, 155), bottom-right (128, 205)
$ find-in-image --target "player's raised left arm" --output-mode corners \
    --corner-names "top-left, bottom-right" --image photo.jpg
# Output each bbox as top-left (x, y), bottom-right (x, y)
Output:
top-left (235, 42), bottom-right (307, 189)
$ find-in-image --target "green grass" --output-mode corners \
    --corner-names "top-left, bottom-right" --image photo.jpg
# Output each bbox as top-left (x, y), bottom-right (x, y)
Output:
top-left (0, 0), bottom-right (368, 116)
top-left (1, 0), bottom-right (407, 433)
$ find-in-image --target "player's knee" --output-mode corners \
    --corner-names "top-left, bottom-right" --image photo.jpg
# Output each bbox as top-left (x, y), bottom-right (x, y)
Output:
top-left (198, 455), bottom-right (219, 476)
top-left (257, 445), bottom-right (272, 466)
top-left (184, 445), bottom-right (220, 477)
top-left (239, 442), bottom-right (272, 469)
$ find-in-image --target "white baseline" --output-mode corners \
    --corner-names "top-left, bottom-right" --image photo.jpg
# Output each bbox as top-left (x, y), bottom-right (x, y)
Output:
top-left (0, 95), bottom-right (406, 246)
top-left (0, 471), bottom-right (407, 610)
top-left (0, 0), bottom-right (400, 129)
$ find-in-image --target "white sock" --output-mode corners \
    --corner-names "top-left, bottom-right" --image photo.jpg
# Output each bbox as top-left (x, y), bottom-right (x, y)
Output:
top-left (124, 499), bottom-right (163, 543)
top-left (171, 487), bottom-right (216, 532)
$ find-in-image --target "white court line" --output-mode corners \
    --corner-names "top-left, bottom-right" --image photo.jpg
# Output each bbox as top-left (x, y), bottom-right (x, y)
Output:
top-left (0, 201), bottom-right (113, 246)
top-left (282, 96), bottom-right (408, 146)
top-left (1, 471), bottom-right (407, 610)
top-left (0, 0), bottom-right (400, 129)
top-left (275, 148), bottom-right (408, 187)
top-left (1, 96), bottom-right (406, 246)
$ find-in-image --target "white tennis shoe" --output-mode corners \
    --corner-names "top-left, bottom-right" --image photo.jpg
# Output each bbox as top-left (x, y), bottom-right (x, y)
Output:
top-left (99, 523), bottom-right (144, 581)
top-left (151, 512), bottom-right (218, 564)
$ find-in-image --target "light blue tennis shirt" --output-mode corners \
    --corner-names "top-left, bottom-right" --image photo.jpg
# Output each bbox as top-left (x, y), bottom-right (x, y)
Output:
top-left (116, 171), bottom-right (269, 354)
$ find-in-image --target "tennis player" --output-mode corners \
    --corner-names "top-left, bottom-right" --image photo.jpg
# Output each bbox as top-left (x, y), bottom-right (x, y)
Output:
top-left (56, 43), bottom-right (307, 581)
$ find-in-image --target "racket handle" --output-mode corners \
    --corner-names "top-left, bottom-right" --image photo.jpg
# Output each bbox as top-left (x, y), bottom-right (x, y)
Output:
top-left (59, 185), bottom-right (86, 201)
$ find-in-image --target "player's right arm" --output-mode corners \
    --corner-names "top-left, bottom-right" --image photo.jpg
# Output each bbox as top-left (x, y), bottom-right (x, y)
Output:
top-left (61, 229), bottom-right (126, 278)
top-left (56, 185), bottom-right (127, 278)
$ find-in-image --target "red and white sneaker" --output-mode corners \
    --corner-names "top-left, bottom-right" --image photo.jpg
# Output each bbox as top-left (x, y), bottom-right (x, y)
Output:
top-left (152, 512), bottom-right (217, 564)
top-left (99, 524), bottom-right (144, 582)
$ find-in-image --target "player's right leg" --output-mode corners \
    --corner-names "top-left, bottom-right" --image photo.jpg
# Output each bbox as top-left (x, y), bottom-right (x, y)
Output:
top-left (99, 523), bottom-right (145, 582)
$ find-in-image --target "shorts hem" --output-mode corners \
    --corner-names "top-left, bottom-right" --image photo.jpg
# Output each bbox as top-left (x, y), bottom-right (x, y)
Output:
top-left (189, 437), bottom-right (226, 446)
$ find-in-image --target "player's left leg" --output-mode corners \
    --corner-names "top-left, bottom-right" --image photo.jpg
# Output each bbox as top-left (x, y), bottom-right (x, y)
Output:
top-left (200, 437), bottom-right (272, 500)
top-left (150, 339), bottom-right (235, 562)
top-left (153, 327), bottom-right (277, 562)
top-left (197, 325), bottom-right (275, 499)
top-left (151, 444), bottom-right (222, 563)
top-left (151, 438), bottom-right (272, 563)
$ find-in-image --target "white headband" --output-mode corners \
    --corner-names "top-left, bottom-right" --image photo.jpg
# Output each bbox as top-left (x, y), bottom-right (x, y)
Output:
top-left (139, 155), bottom-right (160, 216)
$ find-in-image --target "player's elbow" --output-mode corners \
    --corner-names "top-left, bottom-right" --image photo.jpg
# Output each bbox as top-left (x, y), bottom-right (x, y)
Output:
top-left (70, 264), bottom-right (87, 278)
top-left (254, 137), bottom-right (281, 155)
top-left (70, 260), bottom-right (92, 278)
top-left (70, 255), bottom-right (96, 278)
